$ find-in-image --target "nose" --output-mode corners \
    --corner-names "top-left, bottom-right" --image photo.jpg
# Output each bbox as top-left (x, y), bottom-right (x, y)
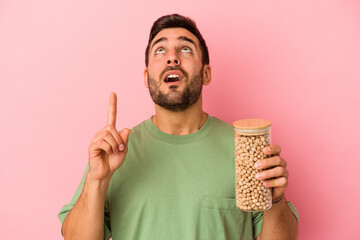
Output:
top-left (167, 59), bottom-right (179, 65)
top-left (166, 51), bottom-right (180, 66)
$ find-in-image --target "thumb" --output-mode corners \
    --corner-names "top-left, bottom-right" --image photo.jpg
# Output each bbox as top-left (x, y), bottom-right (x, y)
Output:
top-left (120, 128), bottom-right (130, 145)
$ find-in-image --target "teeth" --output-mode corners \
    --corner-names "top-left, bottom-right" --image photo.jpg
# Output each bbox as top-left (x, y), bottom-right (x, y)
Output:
top-left (168, 74), bottom-right (180, 78)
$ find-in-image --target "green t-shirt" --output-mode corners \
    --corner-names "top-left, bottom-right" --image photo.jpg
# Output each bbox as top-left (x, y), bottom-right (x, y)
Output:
top-left (58, 115), bottom-right (299, 240)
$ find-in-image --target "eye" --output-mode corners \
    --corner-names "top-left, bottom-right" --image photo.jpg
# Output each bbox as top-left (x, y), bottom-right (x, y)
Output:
top-left (181, 47), bottom-right (192, 53)
top-left (155, 47), bottom-right (165, 54)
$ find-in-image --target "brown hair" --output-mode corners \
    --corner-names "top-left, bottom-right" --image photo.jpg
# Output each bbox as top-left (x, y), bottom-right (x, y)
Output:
top-left (145, 14), bottom-right (209, 66)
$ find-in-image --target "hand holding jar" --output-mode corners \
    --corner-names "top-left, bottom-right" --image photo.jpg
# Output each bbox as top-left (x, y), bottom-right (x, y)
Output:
top-left (254, 144), bottom-right (288, 204)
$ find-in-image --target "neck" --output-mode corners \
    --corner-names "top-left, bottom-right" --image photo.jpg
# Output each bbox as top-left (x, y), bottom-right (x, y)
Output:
top-left (152, 96), bottom-right (207, 135)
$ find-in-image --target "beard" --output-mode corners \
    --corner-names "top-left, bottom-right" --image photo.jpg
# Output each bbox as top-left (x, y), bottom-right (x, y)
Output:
top-left (147, 66), bottom-right (204, 112)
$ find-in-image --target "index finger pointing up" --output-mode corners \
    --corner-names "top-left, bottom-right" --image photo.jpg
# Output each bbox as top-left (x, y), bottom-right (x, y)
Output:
top-left (107, 92), bottom-right (117, 126)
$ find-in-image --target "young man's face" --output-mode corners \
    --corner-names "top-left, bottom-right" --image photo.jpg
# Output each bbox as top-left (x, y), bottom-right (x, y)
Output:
top-left (144, 27), bottom-right (211, 112)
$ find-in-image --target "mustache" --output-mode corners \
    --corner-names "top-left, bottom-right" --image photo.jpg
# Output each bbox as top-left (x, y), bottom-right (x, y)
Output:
top-left (159, 66), bottom-right (188, 80)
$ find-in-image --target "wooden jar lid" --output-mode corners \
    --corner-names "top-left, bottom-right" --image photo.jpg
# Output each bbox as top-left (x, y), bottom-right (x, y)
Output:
top-left (232, 119), bottom-right (272, 130)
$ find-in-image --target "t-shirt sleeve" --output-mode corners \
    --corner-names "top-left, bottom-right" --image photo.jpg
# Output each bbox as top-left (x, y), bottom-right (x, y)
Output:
top-left (57, 164), bottom-right (112, 240)
top-left (286, 201), bottom-right (300, 223)
top-left (251, 201), bottom-right (300, 238)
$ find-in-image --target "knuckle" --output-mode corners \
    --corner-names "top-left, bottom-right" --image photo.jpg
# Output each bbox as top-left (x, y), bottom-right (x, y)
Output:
top-left (107, 125), bottom-right (115, 131)
top-left (105, 145), bottom-right (111, 152)
top-left (95, 129), bottom-right (102, 137)
top-left (261, 159), bottom-right (268, 166)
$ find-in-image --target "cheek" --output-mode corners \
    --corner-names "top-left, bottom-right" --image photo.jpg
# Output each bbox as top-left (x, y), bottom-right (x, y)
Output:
top-left (147, 62), bottom-right (164, 77)
top-left (184, 63), bottom-right (202, 76)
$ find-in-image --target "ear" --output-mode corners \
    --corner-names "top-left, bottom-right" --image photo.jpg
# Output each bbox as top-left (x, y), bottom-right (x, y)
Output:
top-left (144, 67), bottom-right (149, 88)
top-left (202, 65), bottom-right (212, 86)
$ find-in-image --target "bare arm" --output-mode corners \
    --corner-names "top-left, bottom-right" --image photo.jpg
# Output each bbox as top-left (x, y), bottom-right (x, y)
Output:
top-left (62, 93), bottom-right (129, 240)
top-left (62, 174), bottom-right (111, 240)
top-left (258, 196), bottom-right (298, 240)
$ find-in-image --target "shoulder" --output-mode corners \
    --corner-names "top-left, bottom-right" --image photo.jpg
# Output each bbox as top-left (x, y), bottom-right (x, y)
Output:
top-left (208, 115), bottom-right (233, 134)
top-left (126, 119), bottom-right (149, 144)
top-left (207, 115), bottom-right (234, 146)
top-left (129, 119), bottom-right (147, 134)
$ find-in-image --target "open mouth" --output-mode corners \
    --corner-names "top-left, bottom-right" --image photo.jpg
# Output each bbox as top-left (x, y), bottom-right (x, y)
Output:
top-left (163, 70), bottom-right (184, 84)
top-left (164, 74), bottom-right (181, 83)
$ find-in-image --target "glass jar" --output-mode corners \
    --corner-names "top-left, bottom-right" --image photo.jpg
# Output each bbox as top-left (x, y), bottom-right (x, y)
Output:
top-left (233, 119), bottom-right (272, 212)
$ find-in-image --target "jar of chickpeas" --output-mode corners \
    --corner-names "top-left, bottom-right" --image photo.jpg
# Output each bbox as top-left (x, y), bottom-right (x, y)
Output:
top-left (233, 119), bottom-right (272, 212)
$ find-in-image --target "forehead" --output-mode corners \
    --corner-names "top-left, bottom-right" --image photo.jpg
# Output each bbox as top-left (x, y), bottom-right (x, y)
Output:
top-left (151, 27), bottom-right (200, 46)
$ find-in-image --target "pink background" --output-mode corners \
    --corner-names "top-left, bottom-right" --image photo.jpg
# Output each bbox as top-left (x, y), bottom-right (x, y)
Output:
top-left (1, 0), bottom-right (359, 239)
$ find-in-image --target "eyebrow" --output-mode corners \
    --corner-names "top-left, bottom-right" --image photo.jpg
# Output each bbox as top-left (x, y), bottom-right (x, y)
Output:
top-left (151, 36), bottom-right (198, 50)
top-left (178, 36), bottom-right (197, 49)
top-left (151, 37), bottom-right (167, 50)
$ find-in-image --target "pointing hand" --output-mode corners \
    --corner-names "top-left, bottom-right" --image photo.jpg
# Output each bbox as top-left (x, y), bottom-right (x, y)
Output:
top-left (88, 92), bottom-right (130, 181)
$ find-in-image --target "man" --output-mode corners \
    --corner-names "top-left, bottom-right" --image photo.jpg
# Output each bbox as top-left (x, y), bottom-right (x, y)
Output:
top-left (58, 14), bottom-right (299, 240)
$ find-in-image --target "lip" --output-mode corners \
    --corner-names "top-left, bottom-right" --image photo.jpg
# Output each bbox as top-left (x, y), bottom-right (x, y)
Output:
top-left (163, 70), bottom-right (184, 83)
